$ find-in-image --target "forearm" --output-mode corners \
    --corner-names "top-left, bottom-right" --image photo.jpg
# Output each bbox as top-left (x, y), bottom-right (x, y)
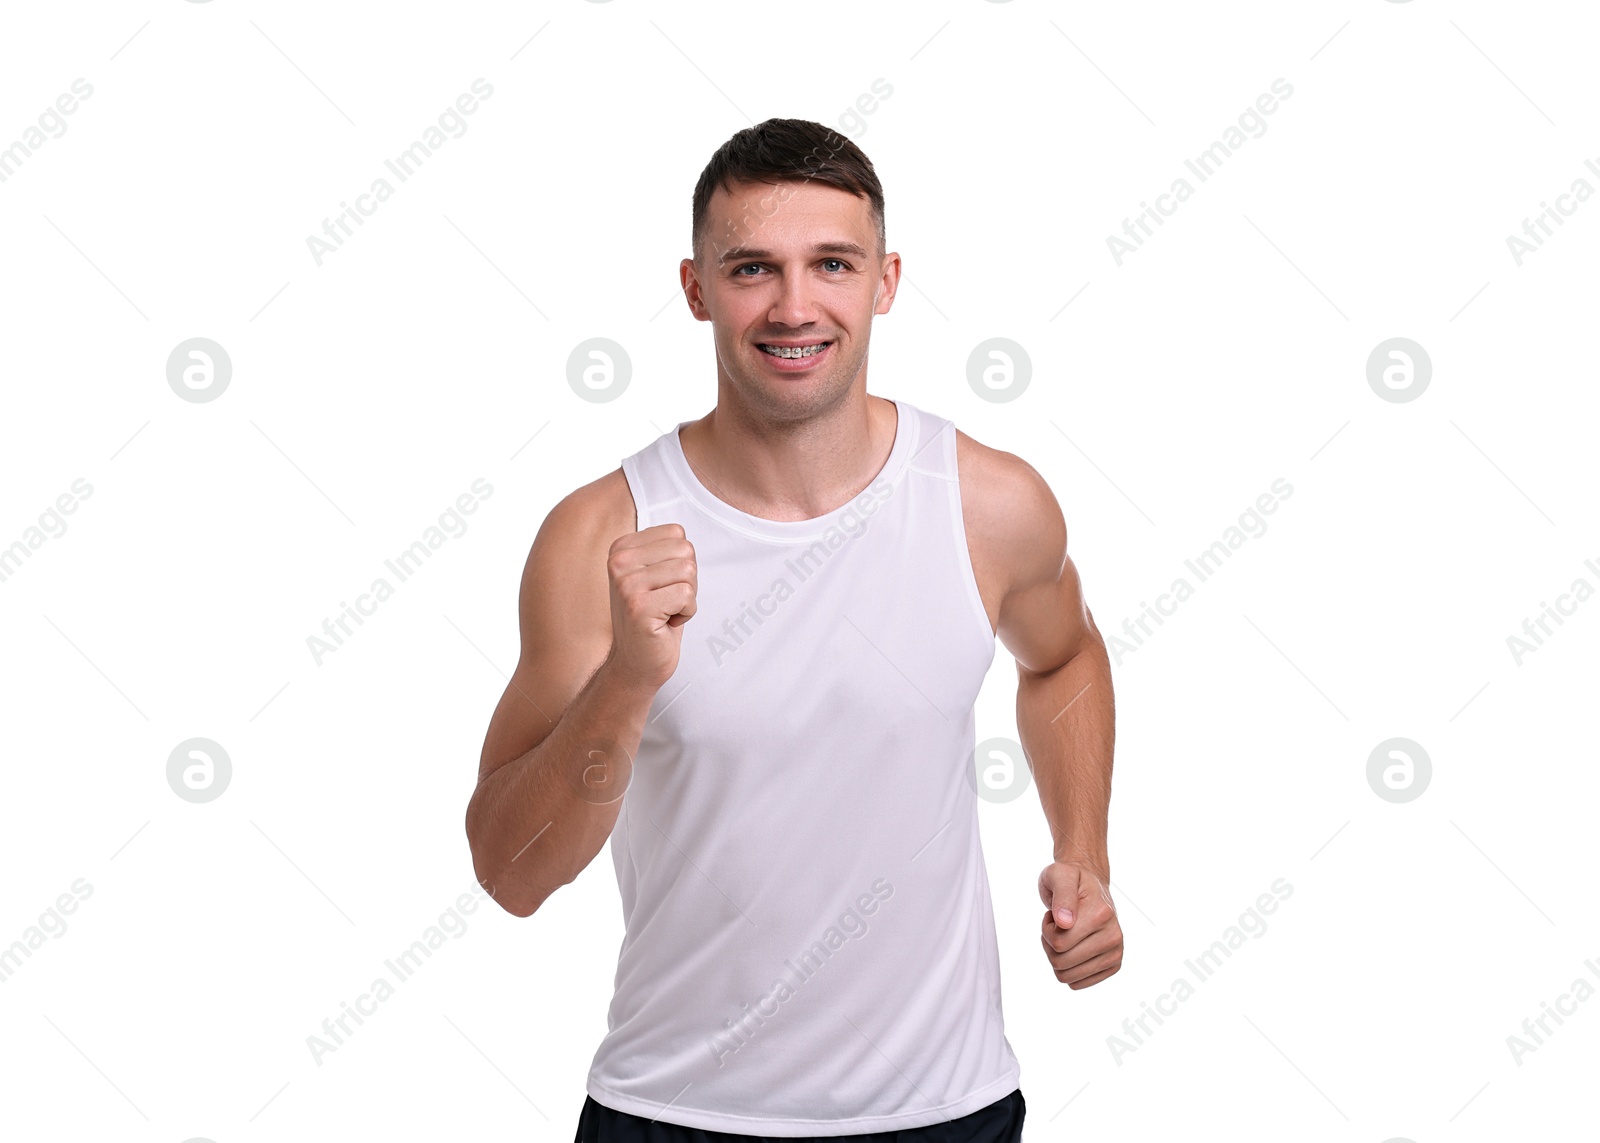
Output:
top-left (1016, 626), bottom-right (1115, 879)
top-left (466, 657), bottom-right (657, 916)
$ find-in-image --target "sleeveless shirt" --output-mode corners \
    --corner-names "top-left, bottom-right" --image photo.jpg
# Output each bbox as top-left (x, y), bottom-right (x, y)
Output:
top-left (585, 397), bottom-right (1022, 1136)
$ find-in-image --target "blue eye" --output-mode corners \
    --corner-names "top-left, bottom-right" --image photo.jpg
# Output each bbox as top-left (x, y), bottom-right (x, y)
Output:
top-left (734, 260), bottom-right (851, 277)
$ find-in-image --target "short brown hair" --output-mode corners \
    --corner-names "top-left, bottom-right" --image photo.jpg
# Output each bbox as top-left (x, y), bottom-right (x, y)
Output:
top-left (691, 118), bottom-right (886, 264)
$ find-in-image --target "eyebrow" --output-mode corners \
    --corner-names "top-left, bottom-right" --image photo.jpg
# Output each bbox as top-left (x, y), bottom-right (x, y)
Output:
top-left (717, 242), bottom-right (869, 266)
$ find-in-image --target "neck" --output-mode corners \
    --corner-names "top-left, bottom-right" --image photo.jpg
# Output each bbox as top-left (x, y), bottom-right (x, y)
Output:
top-left (679, 392), bottom-right (895, 522)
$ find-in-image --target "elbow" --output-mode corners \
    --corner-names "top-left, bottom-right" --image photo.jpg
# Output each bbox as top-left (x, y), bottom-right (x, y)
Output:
top-left (470, 856), bottom-right (550, 919)
top-left (463, 778), bottom-right (581, 919)
top-left (467, 835), bottom-right (568, 920)
top-left (494, 891), bottom-right (540, 920)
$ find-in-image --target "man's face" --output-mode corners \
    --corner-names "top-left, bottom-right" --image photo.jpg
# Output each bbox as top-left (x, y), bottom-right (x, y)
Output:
top-left (681, 179), bottom-right (899, 421)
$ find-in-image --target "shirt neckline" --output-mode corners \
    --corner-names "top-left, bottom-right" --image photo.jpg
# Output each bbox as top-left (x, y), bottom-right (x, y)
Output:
top-left (661, 397), bottom-right (914, 542)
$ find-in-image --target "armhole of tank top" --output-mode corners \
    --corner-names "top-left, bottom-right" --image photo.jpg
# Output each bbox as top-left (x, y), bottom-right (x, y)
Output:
top-left (616, 454), bottom-right (645, 888)
top-left (944, 422), bottom-right (998, 648)
top-left (620, 454), bottom-right (650, 531)
top-left (621, 787), bottom-right (639, 885)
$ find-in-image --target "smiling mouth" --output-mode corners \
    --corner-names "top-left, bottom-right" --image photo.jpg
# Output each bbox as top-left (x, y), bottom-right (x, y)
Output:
top-left (758, 341), bottom-right (832, 359)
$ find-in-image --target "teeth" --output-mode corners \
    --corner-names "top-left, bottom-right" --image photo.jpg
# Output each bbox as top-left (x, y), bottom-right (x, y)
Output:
top-left (760, 342), bottom-right (828, 358)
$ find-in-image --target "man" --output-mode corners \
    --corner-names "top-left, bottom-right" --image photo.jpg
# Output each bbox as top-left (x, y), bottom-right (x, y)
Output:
top-left (465, 118), bottom-right (1121, 1142)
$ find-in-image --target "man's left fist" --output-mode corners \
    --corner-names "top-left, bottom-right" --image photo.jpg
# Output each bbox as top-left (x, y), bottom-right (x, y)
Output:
top-left (1038, 860), bottom-right (1123, 988)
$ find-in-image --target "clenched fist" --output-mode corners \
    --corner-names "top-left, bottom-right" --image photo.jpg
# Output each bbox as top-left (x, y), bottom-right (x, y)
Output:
top-left (604, 523), bottom-right (698, 691)
top-left (1039, 860), bottom-right (1123, 989)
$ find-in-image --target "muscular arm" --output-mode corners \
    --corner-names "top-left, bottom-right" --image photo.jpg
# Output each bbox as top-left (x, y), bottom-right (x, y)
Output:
top-left (961, 433), bottom-right (1115, 877)
top-left (464, 472), bottom-right (651, 918)
top-left (961, 431), bottom-right (1121, 988)
top-left (1009, 527), bottom-right (1114, 881)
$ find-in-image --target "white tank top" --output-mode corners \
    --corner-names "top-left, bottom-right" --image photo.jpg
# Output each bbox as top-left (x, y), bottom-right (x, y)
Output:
top-left (586, 397), bottom-right (1021, 1135)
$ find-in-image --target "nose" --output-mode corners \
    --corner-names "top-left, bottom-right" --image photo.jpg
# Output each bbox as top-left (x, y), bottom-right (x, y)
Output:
top-left (767, 271), bottom-right (819, 328)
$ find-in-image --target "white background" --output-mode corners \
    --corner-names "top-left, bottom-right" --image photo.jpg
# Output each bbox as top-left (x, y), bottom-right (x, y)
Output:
top-left (1, 1), bottom-right (1596, 1140)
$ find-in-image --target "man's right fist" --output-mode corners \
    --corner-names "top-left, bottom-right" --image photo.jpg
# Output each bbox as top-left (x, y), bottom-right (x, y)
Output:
top-left (604, 523), bottom-right (698, 691)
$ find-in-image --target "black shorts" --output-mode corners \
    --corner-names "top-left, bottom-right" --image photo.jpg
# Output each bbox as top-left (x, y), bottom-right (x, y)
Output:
top-left (573, 1088), bottom-right (1025, 1143)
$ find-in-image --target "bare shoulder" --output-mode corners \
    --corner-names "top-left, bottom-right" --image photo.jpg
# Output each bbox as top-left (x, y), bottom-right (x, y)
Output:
top-left (539, 466), bottom-right (639, 553)
top-left (476, 467), bottom-right (638, 786)
top-left (519, 466), bottom-right (638, 629)
top-left (954, 427), bottom-right (1068, 624)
